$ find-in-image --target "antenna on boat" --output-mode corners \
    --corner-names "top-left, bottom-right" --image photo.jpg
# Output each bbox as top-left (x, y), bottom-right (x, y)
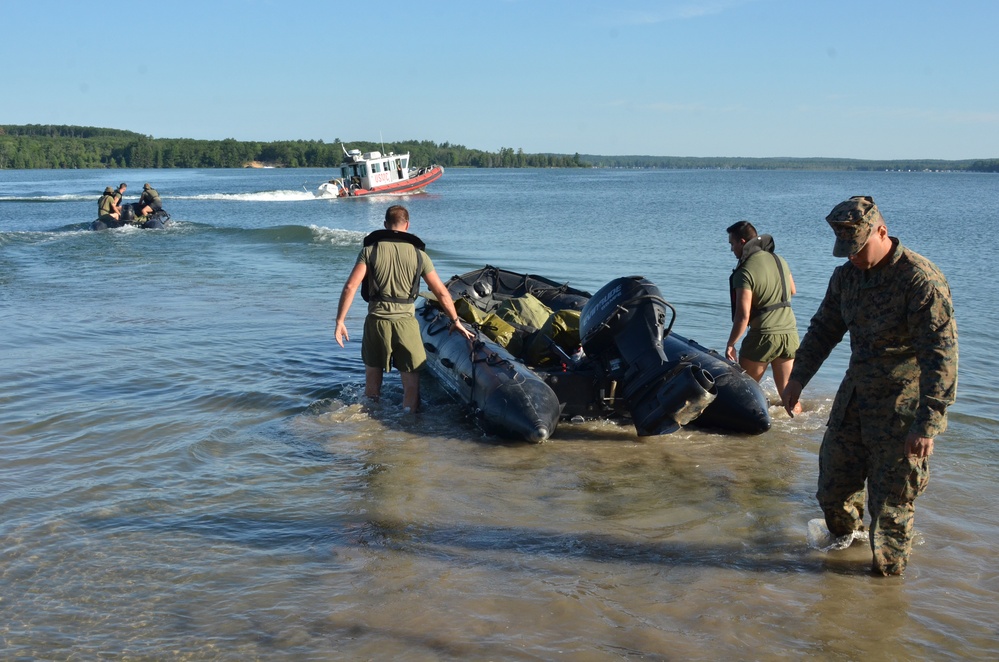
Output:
top-left (380, 131), bottom-right (385, 155)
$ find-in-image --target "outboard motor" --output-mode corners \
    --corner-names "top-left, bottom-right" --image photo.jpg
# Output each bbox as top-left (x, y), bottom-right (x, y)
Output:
top-left (579, 276), bottom-right (717, 435)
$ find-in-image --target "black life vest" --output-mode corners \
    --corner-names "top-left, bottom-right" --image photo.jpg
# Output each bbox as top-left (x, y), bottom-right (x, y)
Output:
top-left (360, 229), bottom-right (426, 304)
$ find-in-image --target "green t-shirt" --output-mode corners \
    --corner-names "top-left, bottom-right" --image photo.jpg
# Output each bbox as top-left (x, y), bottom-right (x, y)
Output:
top-left (139, 188), bottom-right (160, 207)
top-left (357, 241), bottom-right (434, 319)
top-left (98, 194), bottom-right (115, 217)
top-left (731, 251), bottom-right (797, 334)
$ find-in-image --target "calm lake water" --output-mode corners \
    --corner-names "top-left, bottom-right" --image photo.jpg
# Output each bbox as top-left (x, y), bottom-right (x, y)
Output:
top-left (1, 167), bottom-right (997, 659)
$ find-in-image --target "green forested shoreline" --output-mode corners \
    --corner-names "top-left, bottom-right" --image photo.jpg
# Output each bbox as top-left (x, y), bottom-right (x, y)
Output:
top-left (0, 125), bottom-right (585, 170)
top-left (1, 124), bottom-right (997, 172)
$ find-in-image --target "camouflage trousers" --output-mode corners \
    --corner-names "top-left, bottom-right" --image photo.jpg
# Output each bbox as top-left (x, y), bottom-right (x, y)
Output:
top-left (817, 399), bottom-right (930, 576)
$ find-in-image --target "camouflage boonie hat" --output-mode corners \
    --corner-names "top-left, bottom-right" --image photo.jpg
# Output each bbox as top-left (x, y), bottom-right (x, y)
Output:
top-left (826, 195), bottom-right (883, 257)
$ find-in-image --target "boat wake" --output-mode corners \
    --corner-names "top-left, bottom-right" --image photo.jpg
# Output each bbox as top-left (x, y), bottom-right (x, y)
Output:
top-left (175, 190), bottom-right (320, 202)
top-left (309, 226), bottom-right (365, 246)
top-left (0, 194), bottom-right (94, 202)
top-left (209, 225), bottom-right (364, 246)
top-left (1, 190), bottom-right (324, 203)
top-left (1, 223), bottom-right (363, 246)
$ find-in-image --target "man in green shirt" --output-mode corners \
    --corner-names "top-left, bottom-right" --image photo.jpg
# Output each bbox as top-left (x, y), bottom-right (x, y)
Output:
top-left (726, 220), bottom-right (801, 414)
top-left (111, 182), bottom-right (127, 217)
top-left (96, 186), bottom-right (120, 224)
top-left (334, 205), bottom-right (473, 412)
top-left (138, 183), bottom-right (162, 217)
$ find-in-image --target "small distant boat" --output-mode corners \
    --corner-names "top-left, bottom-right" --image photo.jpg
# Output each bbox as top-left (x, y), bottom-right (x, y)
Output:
top-left (317, 144), bottom-right (443, 198)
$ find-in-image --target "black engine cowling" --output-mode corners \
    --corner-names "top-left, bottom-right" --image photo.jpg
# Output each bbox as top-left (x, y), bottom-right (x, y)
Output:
top-left (579, 276), bottom-right (717, 435)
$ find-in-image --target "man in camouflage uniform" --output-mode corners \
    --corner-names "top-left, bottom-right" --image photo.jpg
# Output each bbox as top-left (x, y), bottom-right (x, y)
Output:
top-left (781, 196), bottom-right (958, 576)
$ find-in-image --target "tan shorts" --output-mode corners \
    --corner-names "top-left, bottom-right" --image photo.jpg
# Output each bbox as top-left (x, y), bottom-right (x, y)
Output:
top-left (361, 315), bottom-right (427, 372)
top-left (740, 329), bottom-right (799, 363)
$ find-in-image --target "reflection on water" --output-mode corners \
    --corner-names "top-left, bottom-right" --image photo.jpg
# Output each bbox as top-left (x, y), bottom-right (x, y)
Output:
top-left (6, 395), bottom-right (994, 658)
top-left (1, 168), bottom-right (997, 658)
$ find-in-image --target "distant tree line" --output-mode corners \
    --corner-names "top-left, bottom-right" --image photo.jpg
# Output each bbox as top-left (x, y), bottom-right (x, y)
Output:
top-left (580, 154), bottom-right (999, 172)
top-left (1, 125), bottom-right (995, 172)
top-left (0, 125), bottom-right (587, 169)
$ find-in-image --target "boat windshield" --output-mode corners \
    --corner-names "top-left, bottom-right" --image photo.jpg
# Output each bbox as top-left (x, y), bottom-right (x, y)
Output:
top-left (342, 164), bottom-right (368, 179)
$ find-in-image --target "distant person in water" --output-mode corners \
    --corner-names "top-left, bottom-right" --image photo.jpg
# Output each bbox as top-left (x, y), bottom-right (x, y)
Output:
top-left (96, 186), bottom-right (120, 225)
top-left (334, 205), bottom-right (474, 412)
top-left (725, 220), bottom-right (802, 414)
top-left (138, 183), bottom-right (162, 217)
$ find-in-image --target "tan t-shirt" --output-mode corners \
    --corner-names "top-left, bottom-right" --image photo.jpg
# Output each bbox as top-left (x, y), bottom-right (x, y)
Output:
top-left (357, 241), bottom-right (434, 319)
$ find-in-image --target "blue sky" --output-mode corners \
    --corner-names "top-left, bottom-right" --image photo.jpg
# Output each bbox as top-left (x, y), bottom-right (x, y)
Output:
top-left (3, 0), bottom-right (997, 160)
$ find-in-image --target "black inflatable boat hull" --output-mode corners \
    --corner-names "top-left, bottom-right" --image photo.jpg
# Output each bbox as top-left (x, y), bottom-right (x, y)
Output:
top-left (661, 334), bottom-right (772, 434)
top-left (417, 267), bottom-right (771, 442)
top-left (420, 305), bottom-right (561, 442)
top-left (91, 203), bottom-right (170, 231)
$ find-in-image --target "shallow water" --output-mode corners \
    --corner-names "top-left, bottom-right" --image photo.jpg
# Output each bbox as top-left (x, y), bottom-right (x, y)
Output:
top-left (1, 167), bottom-right (997, 659)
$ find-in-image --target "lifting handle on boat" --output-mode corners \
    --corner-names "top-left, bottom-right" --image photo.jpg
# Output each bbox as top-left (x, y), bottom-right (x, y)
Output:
top-left (424, 309), bottom-right (451, 336)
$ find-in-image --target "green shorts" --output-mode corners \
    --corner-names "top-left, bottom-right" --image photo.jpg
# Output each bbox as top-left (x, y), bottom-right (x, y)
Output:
top-left (740, 329), bottom-right (799, 363)
top-left (361, 315), bottom-right (427, 372)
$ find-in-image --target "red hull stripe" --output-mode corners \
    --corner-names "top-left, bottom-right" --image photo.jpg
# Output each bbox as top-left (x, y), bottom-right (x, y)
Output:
top-left (354, 167), bottom-right (443, 196)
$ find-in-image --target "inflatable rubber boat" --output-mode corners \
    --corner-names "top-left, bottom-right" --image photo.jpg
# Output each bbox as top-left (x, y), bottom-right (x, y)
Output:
top-left (417, 266), bottom-right (772, 442)
top-left (91, 203), bottom-right (170, 231)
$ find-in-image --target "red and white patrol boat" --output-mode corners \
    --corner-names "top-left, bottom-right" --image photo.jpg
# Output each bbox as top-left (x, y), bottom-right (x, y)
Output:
top-left (317, 144), bottom-right (444, 198)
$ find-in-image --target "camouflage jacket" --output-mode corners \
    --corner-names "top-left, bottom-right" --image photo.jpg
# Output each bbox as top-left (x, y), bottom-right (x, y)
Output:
top-left (790, 239), bottom-right (958, 438)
